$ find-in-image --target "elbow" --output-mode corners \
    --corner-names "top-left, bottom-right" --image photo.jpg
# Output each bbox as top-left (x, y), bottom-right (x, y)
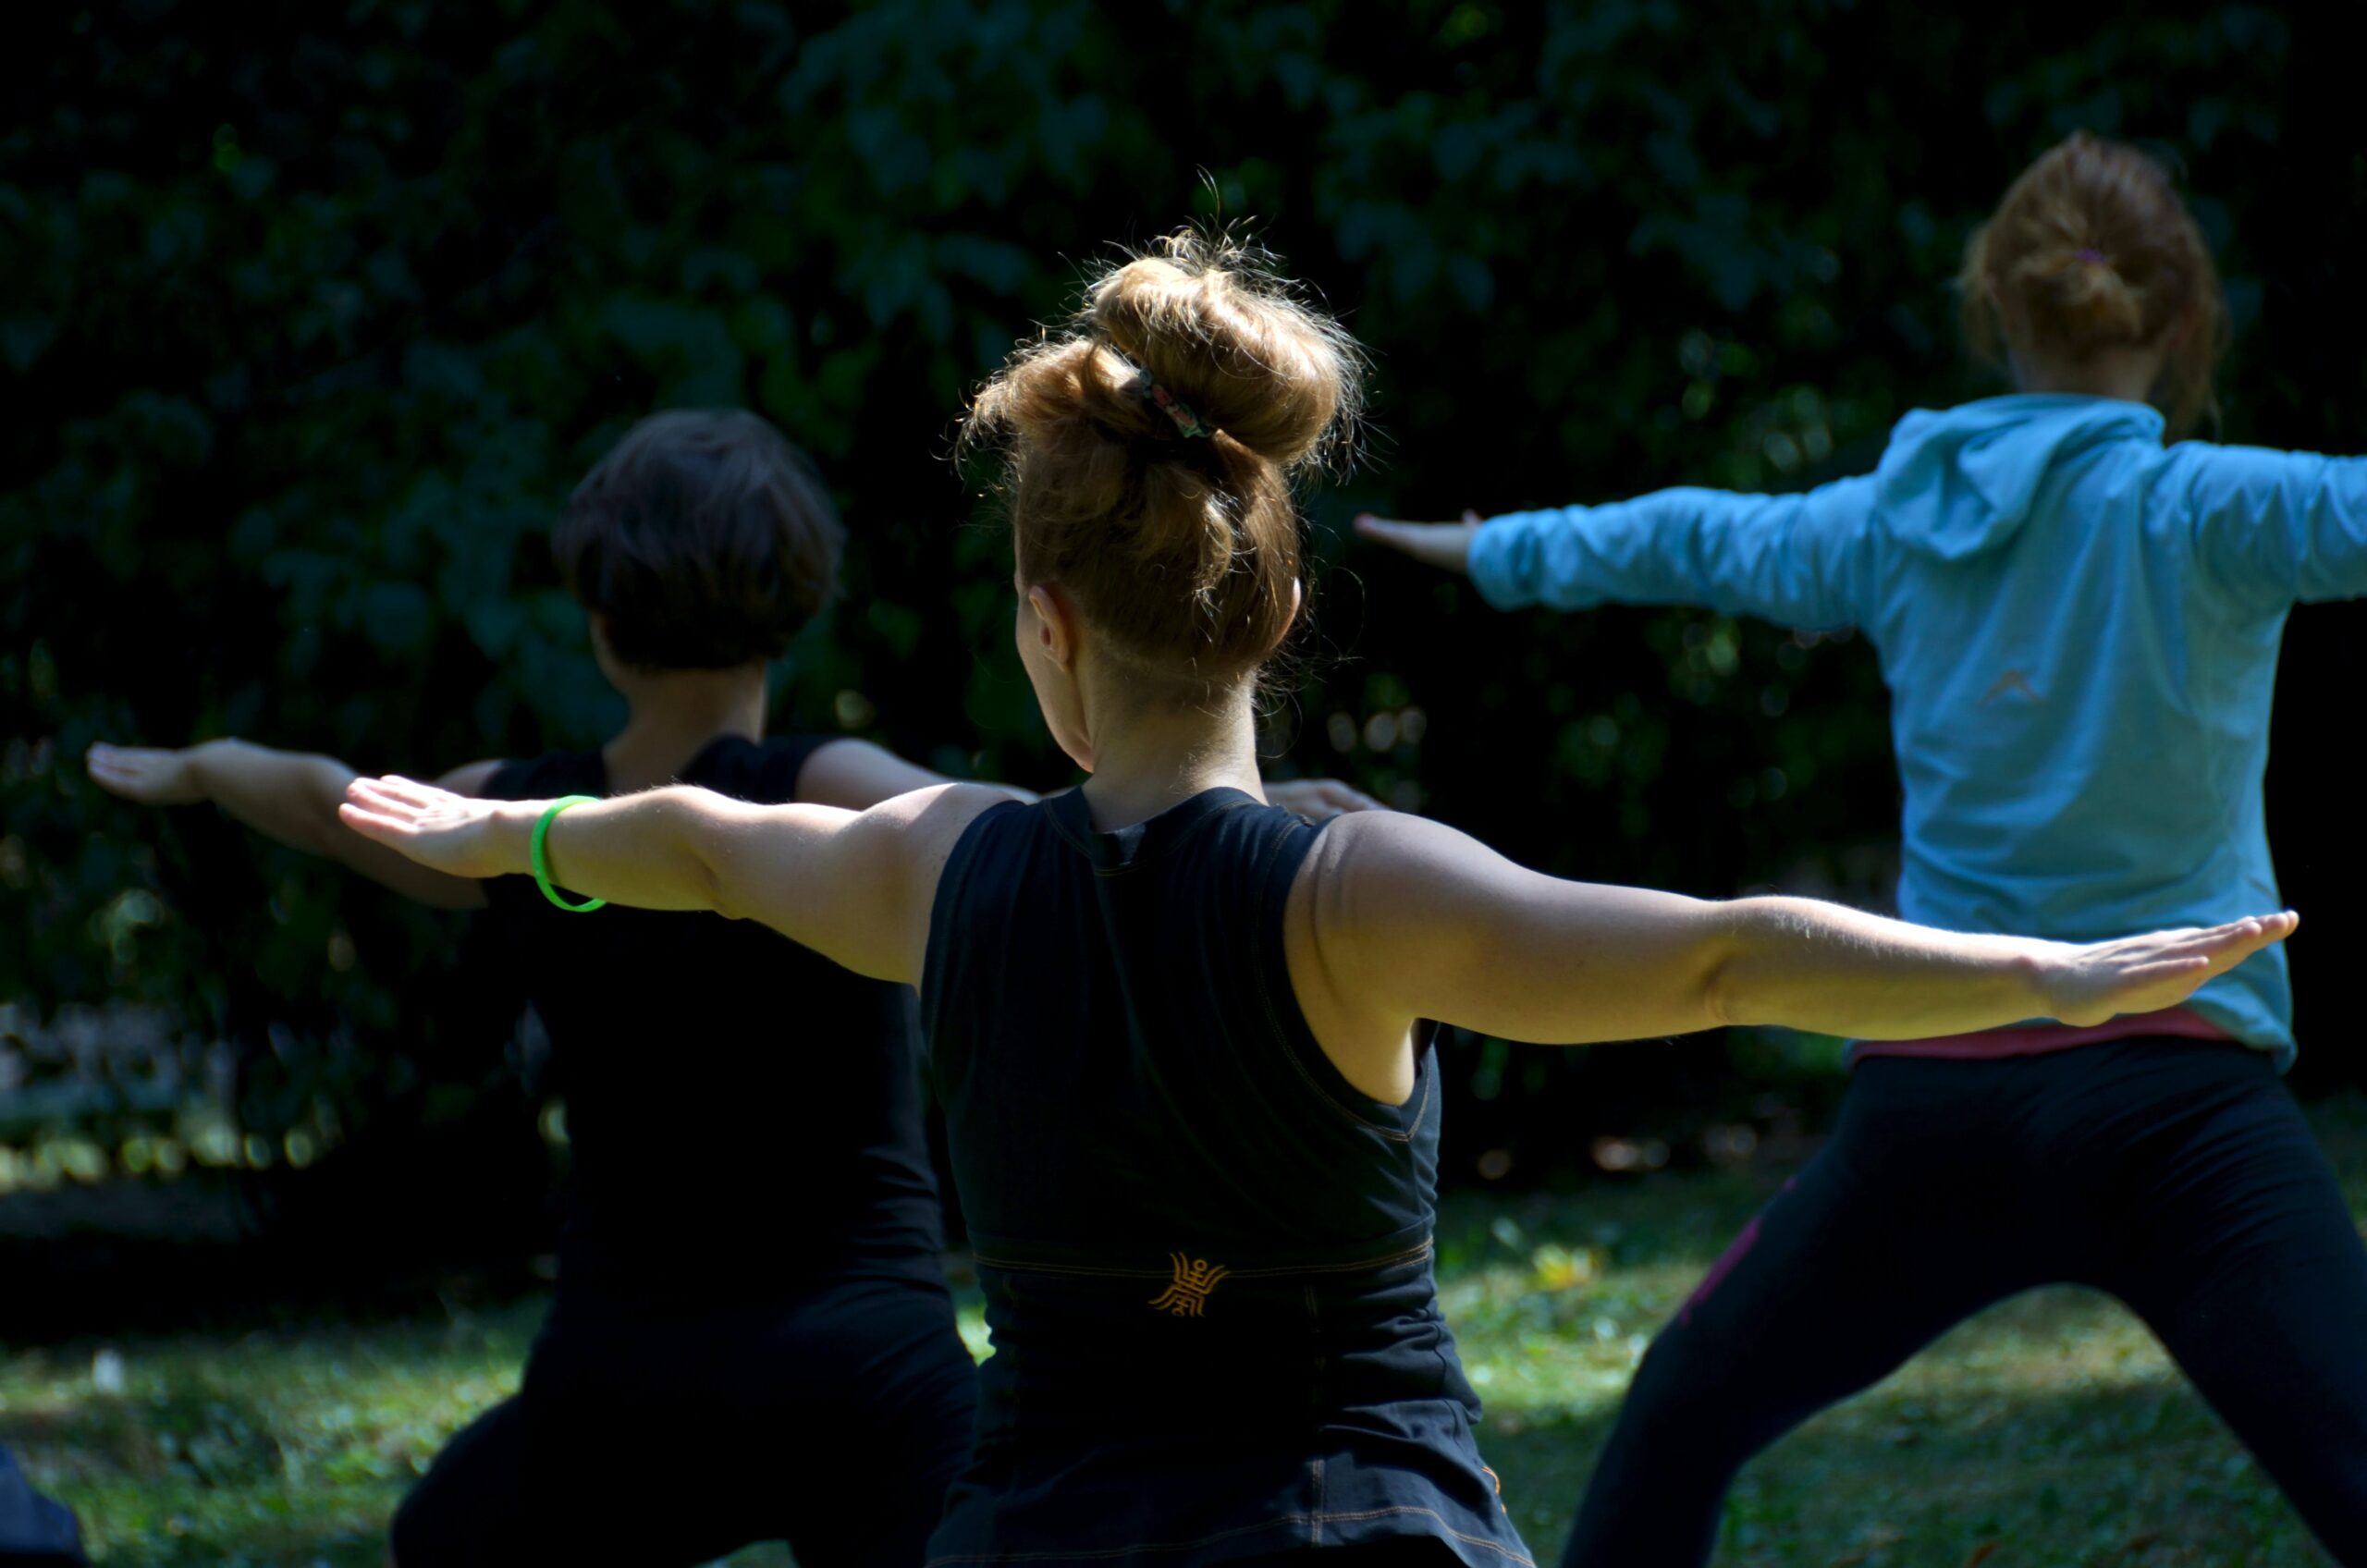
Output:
top-left (693, 847), bottom-right (743, 923)
top-left (684, 802), bottom-right (751, 923)
top-left (1694, 905), bottom-right (1763, 1031)
top-left (1698, 952), bottom-right (1745, 1031)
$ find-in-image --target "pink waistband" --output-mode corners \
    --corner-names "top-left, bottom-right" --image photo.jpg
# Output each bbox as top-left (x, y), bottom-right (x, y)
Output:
top-left (1849, 1005), bottom-right (2234, 1065)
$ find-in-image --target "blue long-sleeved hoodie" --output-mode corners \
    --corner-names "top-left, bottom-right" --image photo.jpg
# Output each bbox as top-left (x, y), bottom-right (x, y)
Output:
top-left (1469, 394), bottom-right (2367, 1066)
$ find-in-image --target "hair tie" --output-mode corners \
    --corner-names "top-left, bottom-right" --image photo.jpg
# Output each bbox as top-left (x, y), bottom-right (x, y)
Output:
top-left (1141, 375), bottom-right (1213, 440)
top-left (2074, 247), bottom-right (2109, 265)
top-left (1094, 339), bottom-right (1214, 439)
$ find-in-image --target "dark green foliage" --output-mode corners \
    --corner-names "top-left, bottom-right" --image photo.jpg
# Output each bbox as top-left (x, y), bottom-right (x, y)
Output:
top-left (1, 2), bottom-right (2353, 1183)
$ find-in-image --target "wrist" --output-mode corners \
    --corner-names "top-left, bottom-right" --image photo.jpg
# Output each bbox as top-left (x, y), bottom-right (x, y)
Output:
top-left (2008, 937), bottom-right (2070, 1020)
top-left (495, 801), bottom-right (546, 877)
top-left (185, 739), bottom-right (235, 798)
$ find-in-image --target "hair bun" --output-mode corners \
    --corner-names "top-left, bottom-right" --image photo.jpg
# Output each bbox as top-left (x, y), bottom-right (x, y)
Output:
top-left (963, 228), bottom-right (1366, 692)
top-left (1086, 236), bottom-right (1358, 472)
top-left (2015, 239), bottom-right (2146, 341)
top-left (1957, 130), bottom-right (2229, 435)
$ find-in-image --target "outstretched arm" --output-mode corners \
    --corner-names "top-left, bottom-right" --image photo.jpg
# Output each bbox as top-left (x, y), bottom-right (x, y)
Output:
top-left (1287, 811), bottom-right (2293, 1095)
top-left (337, 776), bottom-right (1002, 984)
top-left (87, 740), bottom-right (495, 908)
top-left (1356, 474), bottom-right (1882, 630)
top-left (2175, 444), bottom-right (2367, 606)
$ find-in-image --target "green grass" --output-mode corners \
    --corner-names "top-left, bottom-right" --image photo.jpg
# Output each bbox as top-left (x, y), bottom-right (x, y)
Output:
top-left (9, 1096), bottom-right (2363, 1567)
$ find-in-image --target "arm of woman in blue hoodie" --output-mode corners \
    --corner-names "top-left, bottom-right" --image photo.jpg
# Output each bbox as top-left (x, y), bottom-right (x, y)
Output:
top-left (2173, 444), bottom-right (2367, 606)
top-left (1358, 475), bottom-right (1883, 631)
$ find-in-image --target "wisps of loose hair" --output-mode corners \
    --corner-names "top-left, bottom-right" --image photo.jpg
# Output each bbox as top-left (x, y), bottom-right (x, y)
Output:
top-left (961, 227), bottom-right (1367, 696)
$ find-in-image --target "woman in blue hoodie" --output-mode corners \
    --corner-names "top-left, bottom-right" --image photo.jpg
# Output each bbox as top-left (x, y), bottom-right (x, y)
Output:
top-left (1360, 132), bottom-right (2367, 1563)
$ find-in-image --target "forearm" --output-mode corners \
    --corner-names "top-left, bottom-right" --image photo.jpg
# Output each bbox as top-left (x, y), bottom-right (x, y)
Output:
top-left (532, 787), bottom-right (854, 920)
top-left (1468, 480), bottom-right (1867, 627)
top-left (184, 741), bottom-right (487, 907)
top-left (1711, 898), bottom-right (2050, 1040)
top-left (1466, 491), bottom-right (1736, 611)
top-left (187, 741), bottom-right (355, 855)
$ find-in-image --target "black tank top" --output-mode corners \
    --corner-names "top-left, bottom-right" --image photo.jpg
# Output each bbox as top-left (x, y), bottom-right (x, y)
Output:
top-left (482, 734), bottom-right (943, 1303)
top-left (921, 787), bottom-right (1531, 1568)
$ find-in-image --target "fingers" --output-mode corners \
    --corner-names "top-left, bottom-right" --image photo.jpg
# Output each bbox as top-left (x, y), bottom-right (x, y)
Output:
top-left (2177, 912), bottom-right (2298, 970)
top-left (86, 745), bottom-right (133, 786)
top-left (1269, 778), bottom-right (1388, 819)
top-left (1314, 780), bottom-right (1386, 814)
top-left (344, 777), bottom-right (435, 821)
top-left (335, 800), bottom-right (411, 839)
top-left (1351, 514), bottom-right (1477, 573)
top-left (368, 775), bottom-right (454, 809)
top-left (87, 743), bottom-right (169, 801)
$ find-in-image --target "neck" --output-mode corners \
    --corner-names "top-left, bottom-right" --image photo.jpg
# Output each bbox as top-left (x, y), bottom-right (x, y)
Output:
top-left (602, 662), bottom-right (769, 793)
top-left (1075, 678), bottom-right (1266, 830)
top-left (2011, 343), bottom-right (2163, 405)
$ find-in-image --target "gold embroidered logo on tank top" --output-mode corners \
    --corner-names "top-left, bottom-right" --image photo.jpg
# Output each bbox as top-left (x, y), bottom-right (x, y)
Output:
top-left (1148, 1253), bottom-right (1231, 1317)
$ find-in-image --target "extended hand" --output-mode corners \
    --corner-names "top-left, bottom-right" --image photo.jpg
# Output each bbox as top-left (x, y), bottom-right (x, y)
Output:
top-left (86, 742), bottom-right (205, 805)
top-left (2042, 913), bottom-right (2299, 1026)
top-left (338, 776), bottom-right (528, 880)
top-left (1354, 510), bottom-right (1482, 575)
top-left (1267, 777), bottom-right (1386, 819)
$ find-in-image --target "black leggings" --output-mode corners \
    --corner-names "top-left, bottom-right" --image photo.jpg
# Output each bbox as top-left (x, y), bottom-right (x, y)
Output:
top-left (1564, 1039), bottom-right (2367, 1567)
top-left (390, 1274), bottom-right (978, 1568)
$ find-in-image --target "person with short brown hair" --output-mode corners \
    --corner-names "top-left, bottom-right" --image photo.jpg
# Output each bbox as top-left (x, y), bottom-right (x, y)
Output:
top-left (554, 406), bottom-right (846, 670)
top-left (92, 406), bottom-right (982, 1566)
top-left (1360, 132), bottom-right (2367, 1563)
top-left (338, 228), bottom-right (2290, 1568)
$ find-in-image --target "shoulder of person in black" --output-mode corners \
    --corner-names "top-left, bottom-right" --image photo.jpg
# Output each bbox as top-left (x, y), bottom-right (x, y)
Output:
top-left (478, 732), bottom-right (942, 1291)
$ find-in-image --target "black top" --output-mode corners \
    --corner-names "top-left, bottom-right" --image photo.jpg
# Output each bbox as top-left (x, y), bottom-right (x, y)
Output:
top-left (920, 787), bottom-right (1530, 1568)
top-left (482, 734), bottom-right (943, 1304)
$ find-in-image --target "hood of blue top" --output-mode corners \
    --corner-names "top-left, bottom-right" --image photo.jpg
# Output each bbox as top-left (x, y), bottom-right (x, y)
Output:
top-left (1872, 393), bottom-right (2166, 562)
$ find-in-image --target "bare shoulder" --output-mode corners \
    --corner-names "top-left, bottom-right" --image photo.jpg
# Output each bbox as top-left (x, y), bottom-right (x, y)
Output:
top-left (1303, 807), bottom-right (1485, 886)
top-left (857, 780), bottom-right (1017, 867)
top-left (1288, 808), bottom-right (1498, 936)
top-left (434, 758), bottom-right (506, 797)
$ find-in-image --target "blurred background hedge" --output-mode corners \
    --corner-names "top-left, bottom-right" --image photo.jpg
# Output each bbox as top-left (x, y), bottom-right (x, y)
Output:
top-left (4, 1), bottom-right (2361, 1275)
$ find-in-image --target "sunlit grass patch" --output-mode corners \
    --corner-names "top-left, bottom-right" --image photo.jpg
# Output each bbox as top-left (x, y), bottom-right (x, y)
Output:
top-left (7, 1095), bottom-right (2360, 1566)
top-left (2, 1307), bottom-right (531, 1566)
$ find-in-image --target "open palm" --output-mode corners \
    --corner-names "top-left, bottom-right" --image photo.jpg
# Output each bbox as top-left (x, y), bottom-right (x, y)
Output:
top-left (2044, 914), bottom-right (2299, 1025)
top-left (339, 777), bottom-right (524, 879)
top-left (86, 743), bottom-right (203, 805)
top-left (1354, 510), bottom-right (1482, 574)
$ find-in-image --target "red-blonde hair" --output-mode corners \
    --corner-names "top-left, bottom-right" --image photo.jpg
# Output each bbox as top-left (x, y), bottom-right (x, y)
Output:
top-left (962, 230), bottom-right (1362, 696)
top-left (1959, 131), bottom-right (2229, 435)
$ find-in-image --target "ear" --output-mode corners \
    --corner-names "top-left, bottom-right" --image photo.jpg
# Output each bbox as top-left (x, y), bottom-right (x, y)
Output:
top-left (1262, 579), bottom-right (1305, 656)
top-left (1024, 583), bottom-right (1081, 672)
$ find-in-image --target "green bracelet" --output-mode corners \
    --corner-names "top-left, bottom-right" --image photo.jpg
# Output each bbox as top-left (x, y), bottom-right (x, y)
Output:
top-left (531, 795), bottom-right (607, 913)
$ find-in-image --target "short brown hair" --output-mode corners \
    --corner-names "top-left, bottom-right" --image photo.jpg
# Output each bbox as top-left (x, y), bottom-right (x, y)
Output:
top-left (1959, 131), bottom-right (2229, 435)
top-left (962, 230), bottom-right (1362, 695)
top-left (554, 409), bottom-right (844, 670)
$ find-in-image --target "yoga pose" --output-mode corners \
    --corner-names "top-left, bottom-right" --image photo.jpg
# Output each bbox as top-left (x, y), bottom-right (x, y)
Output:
top-left (91, 410), bottom-right (987, 1566)
top-left (337, 231), bottom-right (2289, 1568)
top-left (1361, 132), bottom-right (2367, 1563)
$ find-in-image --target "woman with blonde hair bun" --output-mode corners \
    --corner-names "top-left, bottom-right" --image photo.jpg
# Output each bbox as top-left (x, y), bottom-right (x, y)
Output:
top-left (340, 228), bottom-right (2290, 1567)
